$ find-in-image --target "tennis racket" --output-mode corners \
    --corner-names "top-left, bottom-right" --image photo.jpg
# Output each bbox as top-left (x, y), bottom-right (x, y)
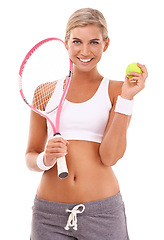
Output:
top-left (18, 38), bottom-right (73, 179)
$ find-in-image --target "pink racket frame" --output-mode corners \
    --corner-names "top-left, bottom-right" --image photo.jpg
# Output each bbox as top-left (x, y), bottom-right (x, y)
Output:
top-left (18, 38), bottom-right (73, 135)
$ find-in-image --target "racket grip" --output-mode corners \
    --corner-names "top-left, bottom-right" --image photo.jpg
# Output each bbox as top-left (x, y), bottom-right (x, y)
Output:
top-left (53, 133), bottom-right (69, 179)
top-left (57, 156), bottom-right (69, 179)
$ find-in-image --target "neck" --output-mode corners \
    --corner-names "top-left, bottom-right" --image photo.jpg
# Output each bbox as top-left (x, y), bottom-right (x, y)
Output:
top-left (71, 66), bottom-right (102, 84)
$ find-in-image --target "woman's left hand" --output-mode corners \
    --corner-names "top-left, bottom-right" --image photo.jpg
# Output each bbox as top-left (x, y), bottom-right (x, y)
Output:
top-left (121, 63), bottom-right (148, 100)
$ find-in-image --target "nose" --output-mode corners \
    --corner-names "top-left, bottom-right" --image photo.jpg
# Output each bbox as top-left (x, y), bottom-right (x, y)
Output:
top-left (80, 44), bottom-right (90, 56)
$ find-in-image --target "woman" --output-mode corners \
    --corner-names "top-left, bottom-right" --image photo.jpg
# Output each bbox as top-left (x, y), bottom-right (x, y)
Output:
top-left (27, 8), bottom-right (148, 240)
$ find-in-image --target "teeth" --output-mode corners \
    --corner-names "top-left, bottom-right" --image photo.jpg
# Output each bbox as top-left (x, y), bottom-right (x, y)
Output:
top-left (79, 58), bottom-right (92, 63)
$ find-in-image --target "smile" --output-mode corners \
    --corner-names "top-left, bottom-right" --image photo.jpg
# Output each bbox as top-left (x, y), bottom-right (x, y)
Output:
top-left (77, 57), bottom-right (93, 63)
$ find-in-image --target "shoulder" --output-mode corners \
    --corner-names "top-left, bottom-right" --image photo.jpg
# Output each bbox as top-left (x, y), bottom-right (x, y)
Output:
top-left (108, 80), bottom-right (124, 105)
top-left (32, 81), bottom-right (57, 111)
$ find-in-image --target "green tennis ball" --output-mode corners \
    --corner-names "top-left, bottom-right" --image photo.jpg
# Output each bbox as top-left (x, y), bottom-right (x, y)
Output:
top-left (126, 63), bottom-right (142, 79)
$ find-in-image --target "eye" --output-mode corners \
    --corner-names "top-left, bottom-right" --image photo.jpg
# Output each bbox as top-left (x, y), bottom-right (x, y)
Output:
top-left (73, 40), bottom-right (81, 45)
top-left (90, 41), bottom-right (99, 45)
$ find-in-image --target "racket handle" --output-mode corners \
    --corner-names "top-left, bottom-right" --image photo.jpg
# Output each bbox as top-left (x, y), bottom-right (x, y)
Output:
top-left (53, 133), bottom-right (69, 179)
top-left (57, 156), bottom-right (69, 179)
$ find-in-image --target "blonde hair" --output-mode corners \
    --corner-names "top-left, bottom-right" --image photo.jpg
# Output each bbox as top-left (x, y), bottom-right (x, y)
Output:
top-left (66, 8), bottom-right (108, 42)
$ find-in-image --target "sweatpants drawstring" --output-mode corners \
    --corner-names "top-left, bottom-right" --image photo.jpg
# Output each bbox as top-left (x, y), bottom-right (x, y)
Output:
top-left (64, 204), bottom-right (85, 231)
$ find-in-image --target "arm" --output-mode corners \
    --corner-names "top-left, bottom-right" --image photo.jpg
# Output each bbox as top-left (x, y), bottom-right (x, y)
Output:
top-left (99, 81), bottom-right (131, 166)
top-left (25, 111), bottom-right (69, 172)
top-left (25, 111), bottom-right (48, 172)
top-left (99, 63), bottom-right (148, 167)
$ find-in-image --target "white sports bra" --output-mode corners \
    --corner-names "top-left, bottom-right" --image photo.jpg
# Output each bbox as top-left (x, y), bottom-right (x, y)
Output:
top-left (45, 77), bottom-right (112, 143)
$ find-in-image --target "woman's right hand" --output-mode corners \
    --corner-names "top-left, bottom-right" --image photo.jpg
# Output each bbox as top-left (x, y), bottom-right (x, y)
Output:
top-left (44, 137), bottom-right (69, 167)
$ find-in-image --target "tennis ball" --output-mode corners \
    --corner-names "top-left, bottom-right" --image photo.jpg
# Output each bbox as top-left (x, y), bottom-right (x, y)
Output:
top-left (126, 63), bottom-right (142, 79)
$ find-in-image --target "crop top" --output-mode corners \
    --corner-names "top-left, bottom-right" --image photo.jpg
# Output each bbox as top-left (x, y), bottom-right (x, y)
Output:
top-left (45, 77), bottom-right (112, 143)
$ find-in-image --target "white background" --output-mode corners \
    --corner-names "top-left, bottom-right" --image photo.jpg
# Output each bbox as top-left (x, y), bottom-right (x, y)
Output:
top-left (1, 0), bottom-right (164, 239)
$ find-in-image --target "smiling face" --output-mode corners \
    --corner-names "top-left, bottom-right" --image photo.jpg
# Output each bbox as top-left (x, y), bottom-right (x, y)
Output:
top-left (65, 24), bottom-right (109, 73)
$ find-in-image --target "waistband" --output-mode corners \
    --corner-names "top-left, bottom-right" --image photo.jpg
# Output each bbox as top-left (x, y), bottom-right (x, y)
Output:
top-left (33, 192), bottom-right (123, 216)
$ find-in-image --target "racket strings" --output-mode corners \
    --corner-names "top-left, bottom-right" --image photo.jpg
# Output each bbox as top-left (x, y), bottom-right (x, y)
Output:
top-left (32, 77), bottom-right (68, 111)
top-left (32, 81), bottom-right (57, 111)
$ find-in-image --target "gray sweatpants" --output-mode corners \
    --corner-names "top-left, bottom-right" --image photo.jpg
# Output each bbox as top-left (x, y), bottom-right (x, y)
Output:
top-left (31, 192), bottom-right (130, 240)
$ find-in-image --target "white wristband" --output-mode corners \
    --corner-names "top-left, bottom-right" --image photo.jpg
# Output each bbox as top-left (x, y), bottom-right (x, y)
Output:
top-left (115, 96), bottom-right (134, 116)
top-left (36, 152), bottom-right (55, 171)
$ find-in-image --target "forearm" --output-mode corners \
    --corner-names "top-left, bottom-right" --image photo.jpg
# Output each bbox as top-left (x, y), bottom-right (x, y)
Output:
top-left (25, 152), bottom-right (43, 172)
top-left (25, 137), bottom-right (68, 172)
top-left (99, 113), bottom-right (130, 166)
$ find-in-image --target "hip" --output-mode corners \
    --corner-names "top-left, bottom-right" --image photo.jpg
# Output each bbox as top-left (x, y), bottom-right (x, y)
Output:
top-left (31, 192), bottom-right (129, 240)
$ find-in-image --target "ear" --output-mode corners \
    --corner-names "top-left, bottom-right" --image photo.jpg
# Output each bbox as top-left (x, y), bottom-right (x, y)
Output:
top-left (65, 36), bottom-right (69, 50)
top-left (103, 37), bottom-right (110, 52)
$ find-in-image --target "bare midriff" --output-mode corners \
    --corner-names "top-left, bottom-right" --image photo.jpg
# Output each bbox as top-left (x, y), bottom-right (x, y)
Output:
top-left (37, 140), bottom-right (120, 203)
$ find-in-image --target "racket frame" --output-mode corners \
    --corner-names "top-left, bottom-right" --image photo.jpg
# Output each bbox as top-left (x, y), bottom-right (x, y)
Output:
top-left (18, 38), bottom-right (73, 178)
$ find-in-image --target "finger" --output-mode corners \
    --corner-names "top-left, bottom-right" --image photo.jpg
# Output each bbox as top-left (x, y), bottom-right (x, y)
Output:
top-left (127, 72), bottom-right (142, 77)
top-left (46, 147), bottom-right (68, 155)
top-left (51, 137), bottom-right (65, 143)
top-left (66, 140), bottom-right (70, 146)
top-left (137, 63), bottom-right (148, 77)
top-left (55, 152), bottom-right (68, 158)
top-left (51, 137), bottom-right (68, 146)
top-left (48, 152), bottom-right (67, 159)
top-left (128, 78), bottom-right (139, 84)
top-left (129, 75), bottom-right (146, 83)
top-left (50, 142), bottom-right (68, 151)
top-left (125, 75), bottom-right (133, 84)
top-left (53, 147), bottom-right (68, 153)
top-left (57, 138), bottom-right (69, 146)
top-left (137, 64), bottom-right (148, 82)
top-left (46, 141), bottom-right (68, 153)
top-left (129, 78), bottom-right (137, 83)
